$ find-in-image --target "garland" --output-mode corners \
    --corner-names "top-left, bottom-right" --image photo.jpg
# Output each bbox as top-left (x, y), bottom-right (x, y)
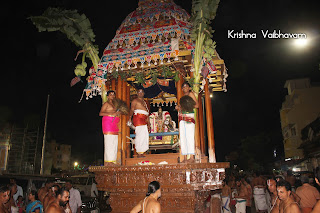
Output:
top-left (107, 65), bottom-right (194, 86)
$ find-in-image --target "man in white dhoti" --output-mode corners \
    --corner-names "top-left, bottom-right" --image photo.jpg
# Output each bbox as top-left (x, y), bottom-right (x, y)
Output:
top-left (221, 179), bottom-right (232, 213)
top-left (234, 178), bottom-right (248, 213)
top-left (175, 82), bottom-right (199, 163)
top-left (251, 172), bottom-right (268, 212)
top-left (99, 90), bottom-right (120, 166)
top-left (129, 88), bottom-right (149, 157)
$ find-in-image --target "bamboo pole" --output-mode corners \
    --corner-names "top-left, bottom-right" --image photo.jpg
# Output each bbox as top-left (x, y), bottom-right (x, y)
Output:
top-left (198, 92), bottom-right (205, 155)
top-left (204, 79), bottom-right (216, 163)
top-left (116, 77), bottom-right (123, 165)
top-left (190, 72), bottom-right (201, 162)
top-left (121, 80), bottom-right (128, 165)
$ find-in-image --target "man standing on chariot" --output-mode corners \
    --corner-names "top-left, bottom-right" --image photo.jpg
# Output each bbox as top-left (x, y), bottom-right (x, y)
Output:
top-left (175, 82), bottom-right (199, 163)
top-left (128, 88), bottom-right (150, 157)
top-left (99, 90), bottom-right (120, 166)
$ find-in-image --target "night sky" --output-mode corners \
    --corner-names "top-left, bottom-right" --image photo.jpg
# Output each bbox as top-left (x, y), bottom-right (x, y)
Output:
top-left (2, 0), bottom-right (320, 163)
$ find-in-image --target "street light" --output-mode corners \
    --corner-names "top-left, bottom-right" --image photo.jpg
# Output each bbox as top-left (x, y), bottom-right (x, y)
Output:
top-left (293, 38), bottom-right (308, 48)
top-left (74, 161), bottom-right (78, 167)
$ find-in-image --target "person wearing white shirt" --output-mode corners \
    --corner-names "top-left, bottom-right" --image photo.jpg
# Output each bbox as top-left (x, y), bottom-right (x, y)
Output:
top-left (10, 179), bottom-right (23, 203)
top-left (65, 180), bottom-right (82, 213)
top-left (91, 179), bottom-right (98, 198)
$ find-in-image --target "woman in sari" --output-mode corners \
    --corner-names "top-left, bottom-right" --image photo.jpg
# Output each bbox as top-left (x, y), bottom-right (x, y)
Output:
top-left (26, 190), bottom-right (43, 213)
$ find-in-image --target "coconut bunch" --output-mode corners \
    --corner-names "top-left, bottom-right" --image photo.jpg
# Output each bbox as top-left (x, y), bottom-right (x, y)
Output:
top-left (180, 95), bottom-right (196, 113)
top-left (114, 98), bottom-right (129, 115)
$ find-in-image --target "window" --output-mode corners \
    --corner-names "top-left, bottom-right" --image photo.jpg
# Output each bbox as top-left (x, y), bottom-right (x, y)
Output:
top-left (284, 132), bottom-right (289, 139)
top-left (291, 127), bottom-right (296, 136)
top-left (308, 128), bottom-right (314, 141)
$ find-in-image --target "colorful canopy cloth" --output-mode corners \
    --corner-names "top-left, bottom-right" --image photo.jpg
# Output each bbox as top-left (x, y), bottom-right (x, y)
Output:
top-left (82, 0), bottom-right (227, 100)
top-left (129, 77), bottom-right (176, 99)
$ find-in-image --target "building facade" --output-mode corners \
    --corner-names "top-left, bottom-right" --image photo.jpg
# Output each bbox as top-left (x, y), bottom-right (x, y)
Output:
top-left (280, 78), bottom-right (320, 159)
top-left (44, 140), bottom-right (72, 174)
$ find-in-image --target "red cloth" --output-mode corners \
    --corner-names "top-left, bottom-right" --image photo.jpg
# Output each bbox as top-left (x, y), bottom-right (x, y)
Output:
top-left (178, 113), bottom-right (195, 124)
top-left (133, 113), bottom-right (148, 126)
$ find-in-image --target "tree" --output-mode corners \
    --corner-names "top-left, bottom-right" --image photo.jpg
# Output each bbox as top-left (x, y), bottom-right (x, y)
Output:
top-left (29, 8), bottom-right (108, 103)
top-left (238, 132), bottom-right (279, 173)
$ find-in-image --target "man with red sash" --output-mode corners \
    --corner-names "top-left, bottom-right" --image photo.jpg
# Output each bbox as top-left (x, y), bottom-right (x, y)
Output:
top-left (128, 88), bottom-right (149, 157)
top-left (175, 82), bottom-right (198, 162)
top-left (100, 90), bottom-right (120, 166)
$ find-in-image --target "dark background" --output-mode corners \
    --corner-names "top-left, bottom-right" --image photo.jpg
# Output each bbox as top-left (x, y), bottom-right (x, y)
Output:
top-left (1, 0), bottom-right (320, 163)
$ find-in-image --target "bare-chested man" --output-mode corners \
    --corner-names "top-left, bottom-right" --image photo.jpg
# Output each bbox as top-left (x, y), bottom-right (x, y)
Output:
top-left (0, 185), bottom-right (10, 213)
top-left (130, 181), bottom-right (161, 213)
top-left (38, 179), bottom-right (55, 203)
top-left (234, 178), bottom-right (248, 213)
top-left (221, 179), bottom-right (232, 213)
top-left (43, 184), bottom-right (60, 210)
top-left (46, 187), bottom-right (70, 213)
top-left (267, 179), bottom-right (280, 213)
top-left (128, 88), bottom-right (149, 157)
top-left (100, 90), bottom-right (121, 165)
top-left (277, 180), bottom-right (301, 213)
top-left (175, 82), bottom-right (199, 162)
top-left (5, 183), bottom-right (18, 213)
top-left (241, 177), bottom-right (253, 213)
top-left (251, 171), bottom-right (268, 212)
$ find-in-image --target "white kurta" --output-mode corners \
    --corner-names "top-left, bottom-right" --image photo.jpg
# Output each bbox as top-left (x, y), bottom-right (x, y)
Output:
top-left (104, 135), bottom-right (118, 162)
top-left (179, 113), bottom-right (195, 155)
top-left (69, 187), bottom-right (82, 213)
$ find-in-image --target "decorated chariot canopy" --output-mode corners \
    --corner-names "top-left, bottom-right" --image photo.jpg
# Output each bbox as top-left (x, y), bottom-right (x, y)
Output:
top-left (83, 0), bottom-right (227, 102)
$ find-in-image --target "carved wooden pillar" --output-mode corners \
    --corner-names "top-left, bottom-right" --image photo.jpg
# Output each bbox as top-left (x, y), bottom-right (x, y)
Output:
top-left (116, 77), bottom-right (123, 165)
top-left (121, 80), bottom-right (128, 165)
top-left (111, 78), bottom-right (116, 91)
top-left (176, 74), bottom-right (184, 103)
top-left (176, 74), bottom-right (184, 162)
top-left (198, 92), bottom-right (205, 155)
top-left (204, 79), bottom-right (216, 163)
top-left (126, 84), bottom-right (131, 160)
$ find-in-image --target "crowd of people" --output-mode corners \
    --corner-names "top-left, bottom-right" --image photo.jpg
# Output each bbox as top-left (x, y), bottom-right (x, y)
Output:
top-left (0, 179), bottom-right (83, 213)
top-left (221, 169), bottom-right (320, 213)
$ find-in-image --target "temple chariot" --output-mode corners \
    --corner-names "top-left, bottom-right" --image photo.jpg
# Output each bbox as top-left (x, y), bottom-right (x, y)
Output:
top-left (82, 0), bottom-right (229, 212)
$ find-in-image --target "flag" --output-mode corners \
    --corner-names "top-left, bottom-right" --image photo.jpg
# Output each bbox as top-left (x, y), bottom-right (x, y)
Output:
top-left (70, 76), bottom-right (81, 87)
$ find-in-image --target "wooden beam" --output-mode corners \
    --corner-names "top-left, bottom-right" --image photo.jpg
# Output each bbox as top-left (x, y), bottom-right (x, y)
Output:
top-left (116, 77), bottom-right (123, 165)
top-left (176, 74), bottom-right (184, 163)
top-left (204, 79), bottom-right (216, 163)
top-left (111, 79), bottom-right (116, 91)
top-left (121, 80), bottom-right (128, 165)
top-left (126, 84), bottom-right (131, 161)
